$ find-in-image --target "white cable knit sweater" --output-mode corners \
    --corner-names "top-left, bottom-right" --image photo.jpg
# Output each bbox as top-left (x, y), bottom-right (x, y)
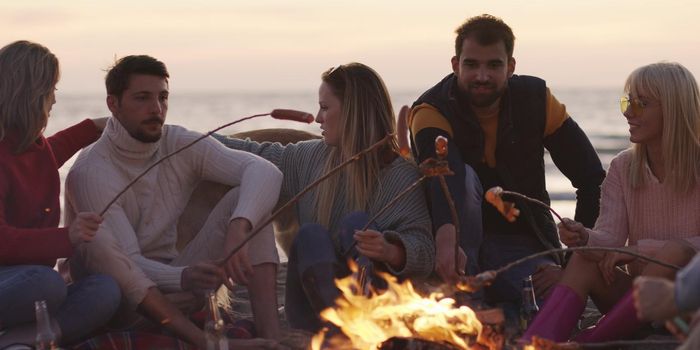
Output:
top-left (65, 117), bottom-right (282, 292)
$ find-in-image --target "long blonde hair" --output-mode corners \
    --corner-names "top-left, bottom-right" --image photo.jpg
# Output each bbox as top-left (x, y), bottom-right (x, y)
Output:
top-left (0, 40), bottom-right (59, 153)
top-left (315, 63), bottom-right (400, 227)
top-left (625, 62), bottom-right (700, 192)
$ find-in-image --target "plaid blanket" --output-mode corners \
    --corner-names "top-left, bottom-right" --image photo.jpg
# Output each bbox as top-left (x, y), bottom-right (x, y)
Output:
top-left (71, 311), bottom-right (256, 350)
top-left (71, 331), bottom-right (193, 350)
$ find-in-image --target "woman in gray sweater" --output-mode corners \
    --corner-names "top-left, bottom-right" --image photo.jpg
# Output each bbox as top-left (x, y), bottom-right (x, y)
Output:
top-left (216, 62), bottom-right (434, 331)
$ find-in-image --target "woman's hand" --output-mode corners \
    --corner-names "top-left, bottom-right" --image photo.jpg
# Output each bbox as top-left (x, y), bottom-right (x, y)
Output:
top-left (354, 229), bottom-right (405, 270)
top-left (68, 212), bottom-right (103, 245)
top-left (598, 246), bottom-right (637, 285)
top-left (557, 218), bottom-right (588, 247)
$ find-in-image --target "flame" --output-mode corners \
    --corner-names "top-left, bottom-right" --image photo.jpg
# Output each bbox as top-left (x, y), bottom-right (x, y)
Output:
top-left (311, 261), bottom-right (482, 349)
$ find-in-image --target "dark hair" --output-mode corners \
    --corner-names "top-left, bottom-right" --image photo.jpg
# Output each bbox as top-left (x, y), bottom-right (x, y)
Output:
top-left (105, 55), bottom-right (169, 98)
top-left (454, 14), bottom-right (515, 58)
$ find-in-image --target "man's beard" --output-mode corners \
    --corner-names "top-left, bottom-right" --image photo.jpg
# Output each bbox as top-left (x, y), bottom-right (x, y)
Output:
top-left (465, 82), bottom-right (506, 108)
top-left (131, 118), bottom-right (163, 143)
top-left (132, 130), bottom-right (162, 143)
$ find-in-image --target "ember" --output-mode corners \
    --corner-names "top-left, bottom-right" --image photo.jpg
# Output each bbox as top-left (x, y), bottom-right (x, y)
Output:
top-left (311, 262), bottom-right (482, 350)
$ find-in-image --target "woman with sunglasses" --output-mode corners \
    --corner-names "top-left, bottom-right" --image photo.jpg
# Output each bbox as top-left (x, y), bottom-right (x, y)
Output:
top-left (215, 62), bottom-right (433, 331)
top-left (0, 41), bottom-right (120, 347)
top-left (523, 62), bottom-right (700, 344)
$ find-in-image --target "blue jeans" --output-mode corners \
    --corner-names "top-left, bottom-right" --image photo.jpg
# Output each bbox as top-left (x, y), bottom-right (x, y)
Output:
top-left (0, 265), bottom-right (121, 344)
top-left (479, 234), bottom-right (555, 310)
top-left (459, 165), bottom-right (484, 276)
top-left (461, 165), bottom-right (554, 305)
top-left (285, 212), bottom-right (370, 331)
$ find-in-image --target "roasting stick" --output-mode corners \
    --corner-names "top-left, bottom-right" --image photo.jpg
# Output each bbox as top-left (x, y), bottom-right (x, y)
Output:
top-left (99, 109), bottom-right (314, 216)
top-left (346, 135), bottom-right (462, 292)
top-left (485, 186), bottom-right (563, 222)
top-left (456, 190), bottom-right (682, 293)
top-left (216, 134), bottom-right (395, 266)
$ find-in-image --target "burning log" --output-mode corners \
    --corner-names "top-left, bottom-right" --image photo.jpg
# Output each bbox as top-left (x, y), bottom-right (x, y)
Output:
top-left (312, 262), bottom-right (482, 350)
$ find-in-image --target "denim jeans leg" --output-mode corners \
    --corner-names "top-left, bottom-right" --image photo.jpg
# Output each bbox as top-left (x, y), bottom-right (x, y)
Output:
top-left (336, 211), bottom-right (372, 270)
top-left (54, 274), bottom-right (121, 343)
top-left (459, 165), bottom-right (483, 276)
top-left (285, 223), bottom-right (337, 330)
top-left (479, 234), bottom-right (555, 305)
top-left (0, 265), bottom-right (67, 329)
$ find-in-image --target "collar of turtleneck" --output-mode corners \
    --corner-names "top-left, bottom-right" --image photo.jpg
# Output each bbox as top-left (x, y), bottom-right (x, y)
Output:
top-left (105, 117), bottom-right (161, 160)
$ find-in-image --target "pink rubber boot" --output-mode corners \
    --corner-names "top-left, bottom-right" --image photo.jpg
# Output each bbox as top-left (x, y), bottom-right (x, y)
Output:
top-left (521, 284), bottom-right (586, 344)
top-left (573, 290), bottom-right (644, 342)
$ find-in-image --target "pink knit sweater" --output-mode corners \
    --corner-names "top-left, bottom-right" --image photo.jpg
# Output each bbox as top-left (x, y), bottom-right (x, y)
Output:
top-left (586, 149), bottom-right (700, 261)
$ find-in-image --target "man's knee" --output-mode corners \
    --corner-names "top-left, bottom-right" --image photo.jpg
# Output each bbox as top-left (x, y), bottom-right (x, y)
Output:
top-left (73, 238), bottom-right (154, 309)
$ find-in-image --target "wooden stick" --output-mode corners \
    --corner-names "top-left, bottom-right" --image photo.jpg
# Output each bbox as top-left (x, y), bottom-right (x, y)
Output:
top-left (458, 246), bottom-right (683, 293)
top-left (98, 109), bottom-right (314, 216)
top-left (492, 246), bottom-right (681, 276)
top-left (217, 134), bottom-right (394, 266)
top-left (437, 175), bottom-right (462, 276)
top-left (501, 188), bottom-right (563, 222)
top-left (99, 113), bottom-right (271, 216)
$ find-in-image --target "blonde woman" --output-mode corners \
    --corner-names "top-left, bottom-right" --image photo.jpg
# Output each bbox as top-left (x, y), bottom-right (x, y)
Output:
top-left (216, 63), bottom-right (433, 331)
top-left (0, 40), bottom-right (119, 347)
top-left (523, 62), bottom-right (700, 343)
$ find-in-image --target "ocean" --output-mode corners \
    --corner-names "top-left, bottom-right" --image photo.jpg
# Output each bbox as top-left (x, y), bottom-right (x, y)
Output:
top-left (48, 88), bottom-right (630, 222)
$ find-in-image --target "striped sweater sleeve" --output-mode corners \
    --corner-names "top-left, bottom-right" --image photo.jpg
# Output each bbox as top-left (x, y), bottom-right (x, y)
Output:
top-left (373, 161), bottom-right (434, 279)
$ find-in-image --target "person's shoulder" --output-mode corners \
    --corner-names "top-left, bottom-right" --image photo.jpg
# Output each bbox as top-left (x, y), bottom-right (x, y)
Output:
top-left (509, 74), bottom-right (547, 92)
top-left (383, 157), bottom-right (422, 182)
top-left (611, 148), bottom-right (634, 164)
top-left (0, 139), bottom-right (14, 158)
top-left (608, 148), bottom-right (634, 174)
top-left (70, 141), bottom-right (113, 178)
top-left (414, 74), bottom-right (454, 103)
top-left (293, 138), bottom-right (327, 153)
top-left (162, 124), bottom-right (203, 143)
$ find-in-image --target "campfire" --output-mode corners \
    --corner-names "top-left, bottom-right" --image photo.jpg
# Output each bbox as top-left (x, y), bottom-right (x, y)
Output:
top-left (311, 262), bottom-right (484, 350)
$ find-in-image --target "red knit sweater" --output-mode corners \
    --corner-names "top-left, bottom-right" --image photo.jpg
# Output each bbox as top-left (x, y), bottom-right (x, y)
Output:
top-left (0, 119), bottom-right (99, 266)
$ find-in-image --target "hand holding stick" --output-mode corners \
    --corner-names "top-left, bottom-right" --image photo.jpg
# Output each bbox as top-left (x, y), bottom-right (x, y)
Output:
top-left (346, 136), bottom-right (462, 292)
top-left (216, 134), bottom-right (395, 268)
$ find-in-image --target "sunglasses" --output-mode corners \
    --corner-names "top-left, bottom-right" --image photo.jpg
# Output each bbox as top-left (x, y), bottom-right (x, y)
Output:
top-left (620, 96), bottom-right (654, 114)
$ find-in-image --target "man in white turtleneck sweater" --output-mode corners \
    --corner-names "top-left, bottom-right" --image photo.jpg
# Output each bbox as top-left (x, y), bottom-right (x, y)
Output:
top-left (64, 55), bottom-right (283, 349)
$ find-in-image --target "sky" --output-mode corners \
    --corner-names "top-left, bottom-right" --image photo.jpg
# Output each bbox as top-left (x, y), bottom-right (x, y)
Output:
top-left (2, 0), bottom-right (699, 94)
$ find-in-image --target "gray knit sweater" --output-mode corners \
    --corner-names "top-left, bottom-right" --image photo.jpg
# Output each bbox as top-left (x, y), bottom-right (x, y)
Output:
top-left (214, 135), bottom-right (434, 279)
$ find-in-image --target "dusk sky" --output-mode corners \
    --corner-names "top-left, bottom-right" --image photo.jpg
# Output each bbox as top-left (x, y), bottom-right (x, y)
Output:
top-left (2, 0), bottom-right (699, 94)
